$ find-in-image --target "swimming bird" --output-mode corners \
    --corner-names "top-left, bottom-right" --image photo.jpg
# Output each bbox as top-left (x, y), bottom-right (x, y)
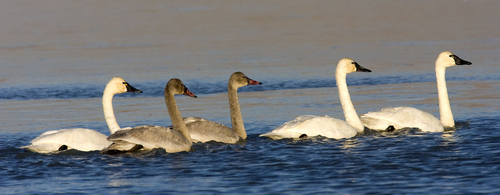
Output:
top-left (260, 58), bottom-right (371, 139)
top-left (360, 51), bottom-right (472, 132)
top-left (101, 78), bottom-right (197, 154)
top-left (21, 77), bottom-right (142, 153)
top-left (184, 72), bottom-right (262, 143)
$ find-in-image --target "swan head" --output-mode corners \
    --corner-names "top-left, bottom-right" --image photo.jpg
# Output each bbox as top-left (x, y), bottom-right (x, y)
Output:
top-left (229, 72), bottom-right (262, 89)
top-left (436, 51), bottom-right (472, 68)
top-left (166, 78), bottom-right (197, 98)
top-left (337, 58), bottom-right (372, 74)
top-left (107, 77), bottom-right (143, 95)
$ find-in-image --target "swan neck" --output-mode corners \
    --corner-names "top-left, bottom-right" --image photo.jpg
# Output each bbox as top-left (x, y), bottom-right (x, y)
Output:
top-left (336, 71), bottom-right (364, 132)
top-left (103, 87), bottom-right (121, 134)
top-left (228, 85), bottom-right (246, 139)
top-left (436, 66), bottom-right (454, 127)
top-left (165, 90), bottom-right (192, 142)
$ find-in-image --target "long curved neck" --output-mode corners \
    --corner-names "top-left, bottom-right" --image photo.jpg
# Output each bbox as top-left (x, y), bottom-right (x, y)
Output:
top-left (336, 71), bottom-right (364, 132)
top-left (165, 91), bottom-right (192, 143)
top-left (228, 84), bottom-right (246, 139)
top-left (436, 66), bottom-right (454, 127)
top-left (103, 87), bottom-right (121, 134)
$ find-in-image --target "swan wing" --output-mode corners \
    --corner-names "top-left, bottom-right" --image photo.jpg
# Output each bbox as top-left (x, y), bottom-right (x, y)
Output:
top-left (361, 107), bottom-right (444, 132)
top-left (107, 125), bottom-right (192, 153)
top-left (38, 130), bottom-right (61, 136)
top-left (21, 128), bottom-right (111, 153)
top-left (119, 127), bottom-right (133, 131)
top-left (184, 117), bottom-right (240, 143)
top-left (260, 115), bottom-right (358, 139)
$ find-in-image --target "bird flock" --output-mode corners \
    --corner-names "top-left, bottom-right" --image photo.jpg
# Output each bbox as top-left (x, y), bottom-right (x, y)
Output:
top-left (21, 51), bottom-right (471, 154)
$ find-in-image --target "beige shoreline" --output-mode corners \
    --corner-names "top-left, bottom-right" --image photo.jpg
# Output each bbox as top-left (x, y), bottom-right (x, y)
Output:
top-left (0, 1), bottom-right (498, 86)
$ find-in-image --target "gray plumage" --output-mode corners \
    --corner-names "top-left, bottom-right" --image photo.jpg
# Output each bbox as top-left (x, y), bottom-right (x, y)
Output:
top-left (104, 125), bottom-right (192, 153)
top-left (183, 72), bottom-right (262, 143)
top-left (184, 117), bottom-right (241, 143)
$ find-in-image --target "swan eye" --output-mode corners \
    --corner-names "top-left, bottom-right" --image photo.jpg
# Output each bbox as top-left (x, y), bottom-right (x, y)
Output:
top-left (122, 82), bottom-right (128, 85)
top-left (449, 55), bottom-right (453, 57)
top-left (351, 62), bottom-right (355, 64)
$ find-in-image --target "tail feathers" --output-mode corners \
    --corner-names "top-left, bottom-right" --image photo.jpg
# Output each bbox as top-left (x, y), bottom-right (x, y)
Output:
top-left (360, 116), bottom-right (394, 131)
top-left (21, 143), bottom-right (64, 153)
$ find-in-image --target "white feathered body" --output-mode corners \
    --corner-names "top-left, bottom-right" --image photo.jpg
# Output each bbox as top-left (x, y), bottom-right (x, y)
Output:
top-left (260, 115), bottom-right (358, 139)
top-left (21, 128), bottom-right (112, 153)
top-left (360, 107), bottom-right (444, 132)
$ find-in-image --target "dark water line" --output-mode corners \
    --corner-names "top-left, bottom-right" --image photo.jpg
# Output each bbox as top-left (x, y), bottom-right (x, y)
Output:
top-left (0, 74), bottom-right (494, 100)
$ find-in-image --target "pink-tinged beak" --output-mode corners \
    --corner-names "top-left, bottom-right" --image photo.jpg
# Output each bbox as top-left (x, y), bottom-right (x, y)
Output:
top-left (184, 88), bottom-right (197, 98)
top-left (248, 79), bottom-right (262, 85)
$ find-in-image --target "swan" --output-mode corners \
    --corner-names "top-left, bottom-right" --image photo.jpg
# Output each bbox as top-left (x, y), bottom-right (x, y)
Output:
top-left (184, 72), bottom-right (262, 143)
top-left (101, 78), bottom-right (197, 154)
top-left (360, 51), bottom-right (472, 132)
top-left (21, 77), bottom-right (143, 153)
top-left (259, 58), bottom-right (371, 139)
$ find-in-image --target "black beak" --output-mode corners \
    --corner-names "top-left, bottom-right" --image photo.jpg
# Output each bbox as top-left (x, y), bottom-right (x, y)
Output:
top-left (452, 55), bottom-right (472, 65)
top-left (126, 83), bottom-right (143, 93)
top-left (354, 62), bottom-right (372, 72)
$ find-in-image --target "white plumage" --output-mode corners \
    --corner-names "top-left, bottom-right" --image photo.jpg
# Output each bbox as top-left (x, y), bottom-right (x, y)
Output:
top-left (260, 58), bottom-right (371, 139)
top-left (259, 115), bottom-right (358, 139)
top-left (21, 128), bottom-right (111, 153)
top-left (21, 77), bottom-right (142, 153)
top-left (361, 107), bottom-right (443, 132)
top-left (360, 51), bottom-right (472, 132)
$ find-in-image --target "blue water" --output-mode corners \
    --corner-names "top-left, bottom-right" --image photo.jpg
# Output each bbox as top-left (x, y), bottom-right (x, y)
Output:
top-left (2, 117), bottom-right (500, 194)
top-left (2, 71), bottom-right (500, 194)
top-left (2, 50), bottom-right (500, 194)
top-left (0, 72), bottom-right (487, 100)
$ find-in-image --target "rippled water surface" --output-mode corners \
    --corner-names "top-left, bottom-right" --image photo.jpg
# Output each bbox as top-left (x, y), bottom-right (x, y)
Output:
top-left (1, 1), bottom-right (500, 194)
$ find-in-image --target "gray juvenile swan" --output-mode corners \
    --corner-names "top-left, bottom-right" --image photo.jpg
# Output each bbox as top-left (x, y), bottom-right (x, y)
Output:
top-left (360, 51), bottom-right (472, 132)
top-left (101, 78), bottom-right (197, 154)
top-left (259, 58), bottom-right (370, 139)
top-left (184, 72), bottom-right (262, 143)
top-left (21, 77), bottom-right (142, 153)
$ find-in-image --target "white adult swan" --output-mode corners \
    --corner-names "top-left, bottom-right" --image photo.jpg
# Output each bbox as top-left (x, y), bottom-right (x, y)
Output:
top-left (360, 51), bottom-right (472, 132)
top-left (21, 77), bottom-right (143, 153)
top-left (101, 78), bottom-right (197, 154)
top-left (259, 58), bottom-right (371, 139)
top-left (184, 72), bottom-right (262, 143)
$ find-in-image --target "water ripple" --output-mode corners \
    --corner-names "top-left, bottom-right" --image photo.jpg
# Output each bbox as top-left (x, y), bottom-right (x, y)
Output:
top-left (0, 74), bottom-right (483, 100)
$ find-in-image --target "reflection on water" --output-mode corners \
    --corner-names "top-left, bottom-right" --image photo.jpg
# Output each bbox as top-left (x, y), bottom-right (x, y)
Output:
top-left (106, 168), bottom-right (132, 188)
top-left (440, 133), bottom-right (457, 145)
top-left (338, 139), bottom-right (361, 150)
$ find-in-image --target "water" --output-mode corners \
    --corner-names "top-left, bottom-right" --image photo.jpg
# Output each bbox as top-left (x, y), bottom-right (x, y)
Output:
top-left (1, 1), bottom-right (500, 194)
